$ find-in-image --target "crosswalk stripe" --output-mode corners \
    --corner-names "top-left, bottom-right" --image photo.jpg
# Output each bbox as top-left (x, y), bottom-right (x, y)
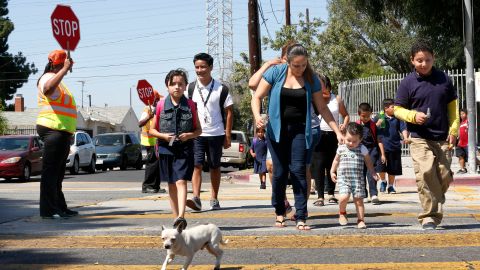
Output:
top-left (78, 211), bottom-right (480, 220)
top-left (2, 232), bottom-right (480, 249)
top-left (3, 262), bottom-right (480, 270)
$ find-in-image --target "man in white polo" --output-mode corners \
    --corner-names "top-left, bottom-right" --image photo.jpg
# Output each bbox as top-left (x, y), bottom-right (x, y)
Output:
top-left (186, 52), bottom-right (233, 211)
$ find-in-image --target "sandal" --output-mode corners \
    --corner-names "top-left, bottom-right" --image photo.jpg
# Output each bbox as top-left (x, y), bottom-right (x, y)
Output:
top-left (275, 217), bottom-right (286, 228)
top-left (296, 221), bottom-right (311, 231)
top-left (173, 217), bottom-right (187, 230)
top-left (328, 196), bottom-right (338, 204)
top-left (313, 198), bottom-right (324, 207)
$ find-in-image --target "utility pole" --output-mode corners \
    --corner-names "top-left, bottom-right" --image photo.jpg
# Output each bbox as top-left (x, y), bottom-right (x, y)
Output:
top-left (129, 86), bottom-right (133, 108)
top-left (87, 94), bottom-right (91, 107)
top-left (305, 8), bottom-right (310, 47)
top-left (77, 80), bottom-right (85, 108)
top-left (463, 0), bottom-right (477, 174)
top-left (285, 0), bottom-right (291, 26)
top-left (248, 0), bottom-right (261, 76)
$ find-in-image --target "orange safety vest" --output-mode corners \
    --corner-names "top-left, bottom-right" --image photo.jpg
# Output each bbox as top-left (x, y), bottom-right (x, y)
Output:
top-left (140, 106), bottom-right (156, 146)
top-left (36, 81), bottom-right (77, 134)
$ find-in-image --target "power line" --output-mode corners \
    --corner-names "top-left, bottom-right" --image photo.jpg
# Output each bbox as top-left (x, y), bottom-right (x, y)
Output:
top-left (258, 1), bottom-right (273, 40)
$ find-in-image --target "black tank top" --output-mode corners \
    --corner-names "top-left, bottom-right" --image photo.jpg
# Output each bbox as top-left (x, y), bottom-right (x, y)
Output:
top-left (280, 87), bottom-right (306, 124)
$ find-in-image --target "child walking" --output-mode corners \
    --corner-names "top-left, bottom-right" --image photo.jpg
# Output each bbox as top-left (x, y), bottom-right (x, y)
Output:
top-left (376, 99), bottom-right (410, 194)
top-left (357, 103), bottom-right (386, 204)
top-left (149, 69), bottom-right (202, 230)
top-left (250, 127), bottom-right (268, 189)
top-left (331, 122), bottom-right (378, 229)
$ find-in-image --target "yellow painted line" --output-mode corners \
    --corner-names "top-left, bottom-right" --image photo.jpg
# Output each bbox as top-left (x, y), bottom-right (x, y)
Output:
top-left (2, 232), bottom-right (480, 249)
top-left (452, 186), bottom-right (476, 193)
top-left (80, 211), bottom-right (478, 220)
top-left (3, 262), bottom-right (480, 270)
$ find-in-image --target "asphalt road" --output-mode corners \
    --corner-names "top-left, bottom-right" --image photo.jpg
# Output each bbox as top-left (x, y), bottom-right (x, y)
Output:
top-left (1, 168), bottom-right (480, 269)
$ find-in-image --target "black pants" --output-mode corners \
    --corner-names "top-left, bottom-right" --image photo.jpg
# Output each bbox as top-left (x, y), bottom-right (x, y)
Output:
top-left (36, 125), bottom-right (72, 216)
top-left (142, 146), bottom-right (160, 189)
top-left (311, 131), bottom-right (338, 199)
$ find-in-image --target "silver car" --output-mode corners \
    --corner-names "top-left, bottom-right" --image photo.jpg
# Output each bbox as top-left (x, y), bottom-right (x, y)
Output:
top-left (66, 131), bottom-right (96, 174)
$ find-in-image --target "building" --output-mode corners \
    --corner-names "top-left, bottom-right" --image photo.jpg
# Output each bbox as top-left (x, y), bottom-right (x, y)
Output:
top-left (3, 94), bottom-right (139, 137)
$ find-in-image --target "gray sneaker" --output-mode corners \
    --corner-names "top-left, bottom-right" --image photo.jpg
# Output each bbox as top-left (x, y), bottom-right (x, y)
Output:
top-left (186, 197), bottom-right (202, 211)
top-left (210, 199), bottom-right (221, 210)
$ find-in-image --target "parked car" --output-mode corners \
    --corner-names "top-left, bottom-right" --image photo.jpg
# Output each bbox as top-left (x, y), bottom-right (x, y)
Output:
top-left (220, 130), bottom-right (253, 170)
top-left (66, 131), bottom-right (96, 175)
top-left (94, 132), bottom-right (143, 171)
top-left (0, 135), bottom-right (43, 181)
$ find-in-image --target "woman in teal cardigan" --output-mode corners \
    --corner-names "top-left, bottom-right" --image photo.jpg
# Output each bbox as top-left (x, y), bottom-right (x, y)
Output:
top-left (251, 44), bottom-right (344, 230)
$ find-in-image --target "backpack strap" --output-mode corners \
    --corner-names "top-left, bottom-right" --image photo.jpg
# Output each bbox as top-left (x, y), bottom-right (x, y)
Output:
top-left (219, 84), bottom-right (229, 127)
top-left (187, 81), bottom-right (196, 99)
top-left (187, 99), bottom-right (198, 130)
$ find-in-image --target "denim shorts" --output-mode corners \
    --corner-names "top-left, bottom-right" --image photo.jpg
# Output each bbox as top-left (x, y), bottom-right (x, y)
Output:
top-left (193, 135), bottom-right (225, 168)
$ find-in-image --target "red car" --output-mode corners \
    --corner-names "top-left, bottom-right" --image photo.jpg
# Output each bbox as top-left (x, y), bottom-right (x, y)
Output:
top-left (0, 135), bottom-right (43, 181)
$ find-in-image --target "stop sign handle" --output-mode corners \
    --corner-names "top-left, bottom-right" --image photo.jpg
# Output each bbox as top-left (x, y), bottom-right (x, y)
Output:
top-left (67, 41), bottom-right (72, 73)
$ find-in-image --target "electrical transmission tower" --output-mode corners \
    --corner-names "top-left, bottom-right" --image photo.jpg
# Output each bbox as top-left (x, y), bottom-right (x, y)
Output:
top-left (206, 0), bottom-right (233, 81)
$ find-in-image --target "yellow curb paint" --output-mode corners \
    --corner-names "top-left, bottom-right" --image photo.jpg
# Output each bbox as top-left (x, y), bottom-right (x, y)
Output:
top-left (2, 232), bottom-right (480, 249)
top-left (2, 262), bottom-right (480, 270)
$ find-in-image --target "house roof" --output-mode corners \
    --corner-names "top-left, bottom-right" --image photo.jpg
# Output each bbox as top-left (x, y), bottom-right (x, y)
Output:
top-left (3, 106), bottom-right (136, 127)
top-left (78, 106), bottom-right (136, 124)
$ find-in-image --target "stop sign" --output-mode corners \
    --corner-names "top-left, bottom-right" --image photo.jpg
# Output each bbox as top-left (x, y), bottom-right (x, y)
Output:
top-left (137, 80), bottom-right (156, 106)
top-left (51, 5), bottom-right (80, 51)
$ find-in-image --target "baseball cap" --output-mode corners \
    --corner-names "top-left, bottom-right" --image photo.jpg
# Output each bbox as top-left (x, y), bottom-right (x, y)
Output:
top-left (48, 50), bottom-right (67, 65)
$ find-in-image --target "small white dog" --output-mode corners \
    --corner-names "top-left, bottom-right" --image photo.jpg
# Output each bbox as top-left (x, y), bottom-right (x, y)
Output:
top-left (160, 223), bottom-right (228, 270)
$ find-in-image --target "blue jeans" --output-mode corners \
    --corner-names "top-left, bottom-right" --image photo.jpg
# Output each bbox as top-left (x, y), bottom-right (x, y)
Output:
top-left (267, 123), bottom-right (308, 221)
top-left (363, 147), bottom-right (379, 197)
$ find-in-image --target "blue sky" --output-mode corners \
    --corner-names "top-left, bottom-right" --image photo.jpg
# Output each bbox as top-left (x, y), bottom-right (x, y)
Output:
top-left (7, 0), bottom-right (328, 117)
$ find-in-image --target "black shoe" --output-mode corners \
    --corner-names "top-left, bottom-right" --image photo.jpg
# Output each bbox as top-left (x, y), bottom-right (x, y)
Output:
top-left (260, 183), bottom-right (266, 189)
top-left (64, 209), bottom-right (79, 217)
top-left (422, 222), bottom-right (437, 230)
top-left (142, 188), bottom-right (158, 193)
top-left (41, 212), bottom-right (69, 219)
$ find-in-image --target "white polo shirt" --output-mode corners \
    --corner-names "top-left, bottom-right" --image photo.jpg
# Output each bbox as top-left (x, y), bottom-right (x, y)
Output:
top-left (188, 78), bottom-right (233, 136)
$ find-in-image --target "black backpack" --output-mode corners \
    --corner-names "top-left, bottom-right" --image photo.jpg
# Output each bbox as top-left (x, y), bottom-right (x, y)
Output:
top-left (188, 81), bottom-right (229, 127)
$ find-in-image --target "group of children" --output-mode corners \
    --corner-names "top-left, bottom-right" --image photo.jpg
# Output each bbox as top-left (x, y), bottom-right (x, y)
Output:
top-left (250, 98), bottom-right (409, 229)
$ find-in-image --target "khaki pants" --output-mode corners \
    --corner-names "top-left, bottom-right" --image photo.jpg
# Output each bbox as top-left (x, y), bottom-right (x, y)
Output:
top-left (410, 138), bottom-right (453, 225)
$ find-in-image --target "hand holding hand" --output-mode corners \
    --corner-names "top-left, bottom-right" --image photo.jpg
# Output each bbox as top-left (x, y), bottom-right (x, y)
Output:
top-left (336, 133), bottom-right (345, 145)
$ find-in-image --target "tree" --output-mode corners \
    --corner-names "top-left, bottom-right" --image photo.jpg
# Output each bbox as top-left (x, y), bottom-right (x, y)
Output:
top-left (262, 11), bottom-right (388, 90)
top-left (227, 52), bottom-right (254, 134)
top-left (0, 0), bottom-right (37, 108)
top-left (350, 0), bottom-right (480, 70)
top-left (0, 104), bottom-right (6, 134)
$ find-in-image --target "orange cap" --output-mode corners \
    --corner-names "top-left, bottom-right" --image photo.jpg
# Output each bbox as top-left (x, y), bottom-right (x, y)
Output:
top-left (48, 50), bottom-right (67, 66)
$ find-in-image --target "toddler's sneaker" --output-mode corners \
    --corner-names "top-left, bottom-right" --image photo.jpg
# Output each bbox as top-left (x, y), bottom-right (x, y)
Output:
top-left (186, 196), bottom-right (202, 211)
top-left (210, 198), bottom-right (221, 210)
top-left (387, 186), bottom-right (396, 194)
top-left (379, 181), bottom-right (387, 193)
top-left (357, 219), bottom-right (367, 229)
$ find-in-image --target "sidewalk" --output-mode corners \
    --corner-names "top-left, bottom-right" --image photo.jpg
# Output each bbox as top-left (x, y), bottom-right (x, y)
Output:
top-left (228, 156), bottom-right (480, 186)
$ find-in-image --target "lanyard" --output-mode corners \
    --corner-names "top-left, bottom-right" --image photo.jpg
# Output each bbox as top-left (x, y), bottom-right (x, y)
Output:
top-left (197, 79), bottom-right (215, 107)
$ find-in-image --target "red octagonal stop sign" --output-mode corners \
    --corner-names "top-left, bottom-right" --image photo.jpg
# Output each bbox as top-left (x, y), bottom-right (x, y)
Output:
top-left (51, 5), bottom-right (80, 51)
top-left (137, 80), bottom-right (156, 106)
